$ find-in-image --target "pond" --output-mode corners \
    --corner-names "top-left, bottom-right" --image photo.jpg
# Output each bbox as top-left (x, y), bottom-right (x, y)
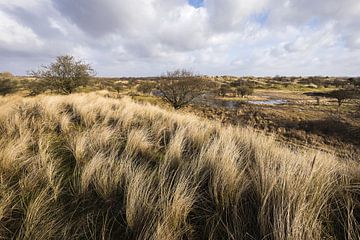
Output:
top-left (197, 97), bottom-right (288, 109)
top-left (248, 99), bottom-right (288, 105)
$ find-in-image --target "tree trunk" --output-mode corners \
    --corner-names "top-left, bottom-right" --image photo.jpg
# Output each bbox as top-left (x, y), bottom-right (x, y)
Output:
top-left (338, 99), bottom-right (342, 107)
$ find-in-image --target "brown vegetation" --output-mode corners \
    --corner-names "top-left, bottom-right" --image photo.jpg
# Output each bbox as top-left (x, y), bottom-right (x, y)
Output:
top-left (0, 72), bottom-right (14, 78)
top-left (156, 69), bottom-right (216, 109)
top-left (0, 78), bottom-right (17, 96)
top-left (0, 93), bottom-right (359, 239)
top-left (29, 55), bottom-right (95, 95)
top-left (236, 85), bottom-right (254, 98)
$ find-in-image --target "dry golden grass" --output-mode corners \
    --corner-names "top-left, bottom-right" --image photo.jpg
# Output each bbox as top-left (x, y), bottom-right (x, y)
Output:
top-left (0, 93), bottom-right (359, 239)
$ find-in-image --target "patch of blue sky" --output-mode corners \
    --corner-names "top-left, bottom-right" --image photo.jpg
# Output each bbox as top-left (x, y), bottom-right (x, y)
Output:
top-left (188, 0), bottom-right (204, 8)
top-left (306, 17), bottom-right (321, 29)
top-left (250, 11), bottom-right (270, 26)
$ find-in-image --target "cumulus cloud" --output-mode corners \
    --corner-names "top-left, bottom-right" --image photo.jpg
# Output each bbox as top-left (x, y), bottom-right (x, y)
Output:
top-left (205, 0), bottom-right (268, 31)
top-left (0, 0), bottom-right (359, 76)
top-left (0, 11), bottom-right (43, 52)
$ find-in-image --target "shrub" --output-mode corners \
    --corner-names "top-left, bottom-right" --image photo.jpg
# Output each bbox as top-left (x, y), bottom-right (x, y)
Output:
top-left (333, 78), bottom-right (349, 88)
top-left (305, 89), bottom-right (358, 107)
top-left (218, 83), bottom-right (232, 97)
top-left (325, 89), bottom-right (357, 107)
top-left (0, 78), bottom-right (17, 96)
top-left (137, 81), bottom-right (156, 94)
top-left (156, 69), bottom-right (215, 109)
top-left (236, 85), bottom-right (254, 97)
top-left (22, 78), bottom-right (47, 96)
top-left (0, 71), bottom-right (14, 78)
top-left (30, 55), bottom-right (95, 94)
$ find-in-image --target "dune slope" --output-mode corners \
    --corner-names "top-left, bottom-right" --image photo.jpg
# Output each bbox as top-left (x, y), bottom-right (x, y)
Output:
top-left (0, 94), bottom-right (359, 239)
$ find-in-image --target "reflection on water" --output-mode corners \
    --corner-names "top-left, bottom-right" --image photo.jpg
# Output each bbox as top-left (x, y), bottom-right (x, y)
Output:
top-left (248, 99), bottom-right (288, 105)
top-left (199, 98), bottom-right (288, 109)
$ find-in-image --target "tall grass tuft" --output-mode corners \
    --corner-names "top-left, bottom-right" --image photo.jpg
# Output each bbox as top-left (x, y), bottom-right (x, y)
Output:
top-left (0, 93), bottom-right (359, 239)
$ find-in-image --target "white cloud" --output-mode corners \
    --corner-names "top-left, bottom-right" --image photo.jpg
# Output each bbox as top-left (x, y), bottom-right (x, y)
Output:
top-left (49, 17), bottom-right (69, 36)
top-left (0, 0), bottom-right (359, 76)
top-left (205, 0), bottom-right (268, 31)
top-left (0, 10), bottom-right (43, 51)
top-left (0, 0), bottom-right (47, 10)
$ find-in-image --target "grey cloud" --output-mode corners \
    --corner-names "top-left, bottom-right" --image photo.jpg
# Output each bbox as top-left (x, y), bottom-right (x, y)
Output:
top-left (3, 7), bottom-right (59, 38)
top-left (52, 0), bottom-right (123, 36)
top-left (267, 0), bottom-right (360, 49)
top-left (205, 0), bottom-right (266, 32)
top-left (0, 0), bottom-right (359, 76)
top-left (51, 0), bottom-right (177, 37)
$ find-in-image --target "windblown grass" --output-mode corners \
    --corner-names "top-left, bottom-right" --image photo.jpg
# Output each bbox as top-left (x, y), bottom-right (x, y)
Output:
top-left (0, 93), bottom-right (359, 240)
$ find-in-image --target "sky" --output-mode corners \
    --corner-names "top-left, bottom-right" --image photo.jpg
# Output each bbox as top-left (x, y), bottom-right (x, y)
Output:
top-left (0, 0), bottom-right (359, 77)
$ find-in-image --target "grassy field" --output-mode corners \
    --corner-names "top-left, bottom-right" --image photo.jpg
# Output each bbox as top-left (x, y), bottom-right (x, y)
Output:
top-left (131, 85), bottom-right (359, 160)
top-left (0, 93), bottom-right (359, 239)
top-left (2, 75), bottom-right (359, 157)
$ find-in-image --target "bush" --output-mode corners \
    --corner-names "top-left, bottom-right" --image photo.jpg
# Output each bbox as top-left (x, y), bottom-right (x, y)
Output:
top-left (0, 71), bottom-right (14, 78)
top-left (325, 89), bottom-right (357, 107)
top-left (333, 79), bottom-right (349, 88)
top-left (236, 85), bottom-right (254, 97)
top-left (305, 89), bottom-right (358, 107)
top-left (22, 79), bottom-right (47, 96)
top-left (156, 69), bottom-right (215, 109)
top-left (30, 55), bottom-right (95, 94)
top-left (0, 78), bottom-right (17, 96)
top-left (217, 83), bottom-right (232, 97)
top-left (137, 81), bottom-right (156, 94)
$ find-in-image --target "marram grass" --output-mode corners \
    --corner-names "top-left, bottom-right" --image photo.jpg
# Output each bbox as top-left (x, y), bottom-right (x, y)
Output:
top-left (0, 93), bottom-right (359, 240)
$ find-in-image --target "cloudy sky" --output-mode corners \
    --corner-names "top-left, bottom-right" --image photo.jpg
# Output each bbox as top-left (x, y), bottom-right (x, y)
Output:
top-left (0, 0), bottom-right (359, 76)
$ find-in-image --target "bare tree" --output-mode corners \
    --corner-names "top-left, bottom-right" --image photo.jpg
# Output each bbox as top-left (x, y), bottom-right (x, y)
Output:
top-left (156, 69), bottom-right (215, 109)
top-left (236, 85), bottom-right (254, 98)
top-left (30, 55), bottom-right (95, 94)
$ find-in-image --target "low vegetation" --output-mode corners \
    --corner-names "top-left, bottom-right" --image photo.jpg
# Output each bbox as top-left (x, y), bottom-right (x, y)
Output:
top-left (0, 93), bottom-right (359, 239)
top-left (0, 78), bottom-right (17, 96)
top-left (29, 55), bottom-right (95, 95)
top-left (236, 85), bottom-right (254, 98)
top-left (155, 69), bottom-right (216, 109)
top-left (0, 72), bottom-right (14, 78)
